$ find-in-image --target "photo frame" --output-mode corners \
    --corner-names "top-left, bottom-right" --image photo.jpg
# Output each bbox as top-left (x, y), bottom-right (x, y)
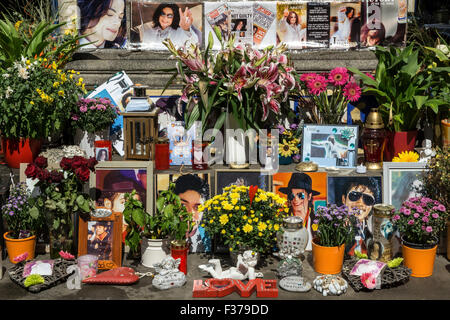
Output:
top-left (78, 211), bottom-right (122, 270)
top-left (95, 140), bottom-right (112, 161)
top-left (302, 124), bottom-right (359, 168)
top-left (215, 169), bottom-right (272, 195)
top-left (382, 162), bottom-right (428, 210)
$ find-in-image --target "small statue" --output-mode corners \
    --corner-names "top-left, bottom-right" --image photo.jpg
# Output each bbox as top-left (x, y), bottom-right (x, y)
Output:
top-left (419, 139), bottom-right (436, 162)
top-left (152, 257), bottom-right (186, 290)
top-left (198, 250), bottom-right (263, 280)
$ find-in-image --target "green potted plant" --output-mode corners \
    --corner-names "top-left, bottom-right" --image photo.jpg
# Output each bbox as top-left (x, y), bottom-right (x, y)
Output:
top-left (1, 182), bottom-right (44, 263)
top-left (0, 57), bottom-right (86, 168)
top-left (349, 44), bottom-right (448, 161)
top-left (25, 155), bottom-right (96, 259)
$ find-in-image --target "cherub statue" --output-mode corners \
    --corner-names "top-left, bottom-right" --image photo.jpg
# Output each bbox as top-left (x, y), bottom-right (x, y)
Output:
top-left (419, 139), bottom-right (436, 163)
top-left (198, 250), bottom-right (263, 280)
top-left (152, 257), bottom-right (186, 290)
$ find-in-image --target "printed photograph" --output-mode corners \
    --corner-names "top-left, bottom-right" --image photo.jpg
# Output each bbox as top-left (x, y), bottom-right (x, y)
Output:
top-left (204, 2), bottom-right (231, 49)
top-left (329, 1), bottom-right (361, 48)
top-left (96, 148), bottom-right (109, 162)
top-left (276, 2), bottom-right (307, 49)
top-left (215, 170), bottom-right (271, 194)
top-left (130, 1), bottom-right (203, 50)
top-left (87, 220), bottom-right (113, 261)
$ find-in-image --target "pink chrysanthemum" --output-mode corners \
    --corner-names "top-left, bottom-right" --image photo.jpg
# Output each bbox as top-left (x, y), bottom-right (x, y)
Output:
top-left (300, 73), bottom-right (317, 82)
top-left (343, 82), bottom-right (361, 102)
top-left (59, 250), bottom-right (75, 260)
top-left (13, 252), bottom-right (28, 263)
top-left (328, 67), bottom-right (349, 86)
top-left (307, 75), bottom-right (327, 95)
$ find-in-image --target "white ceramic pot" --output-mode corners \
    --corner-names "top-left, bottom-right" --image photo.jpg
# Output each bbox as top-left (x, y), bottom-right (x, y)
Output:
top-left (141, 238), bottom-right (170, 268)
top-left (74, 128), bottom-right (110, 158)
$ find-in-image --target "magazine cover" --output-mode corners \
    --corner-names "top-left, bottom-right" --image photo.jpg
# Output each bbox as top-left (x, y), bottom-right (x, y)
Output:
top-left (306, 1), bottom-right (330, 49)
top-left (204, 2), bottom-right (231, 49)
top-left (253, 2), bottom-right (277, 48)
top-left (360, 0), bottom-right (407, 48)
top-left (229, 2), bottom-right (254, 46)
top-left (276, 2), bottom-right (308, 49)
top-left (77, 0), bottom-right (127, 49)
top-left (167, 121), bottom-right (196, 165)
top-left (329, 1), bottom-right (362, 49)
top-left (130, 1), bottom-right (203, 50)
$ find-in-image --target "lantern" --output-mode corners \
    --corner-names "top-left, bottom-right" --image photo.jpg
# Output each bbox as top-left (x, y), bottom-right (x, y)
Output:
top-left (361, 108), bottom-right (386, 170)
top-left (122, 110), bottom-right (158, 161)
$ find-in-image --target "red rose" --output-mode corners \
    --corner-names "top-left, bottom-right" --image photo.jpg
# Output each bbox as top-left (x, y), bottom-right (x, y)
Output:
top-left (71, 156), bottom-right (88, 170)
top-left (34, 156), bottom-right (48, 169)
top-left (37, 169), bottom-right (51, 182)
top-left (87, 157), bottom-right (98, 171)
top-left (25, 163), bottom-right (39, 179)
top-left (75, 166), bottom-right (90, 182)
top-left (50, 170), bottom-right (63, 183)
top-left (60, 157), bottom-right (73, 171)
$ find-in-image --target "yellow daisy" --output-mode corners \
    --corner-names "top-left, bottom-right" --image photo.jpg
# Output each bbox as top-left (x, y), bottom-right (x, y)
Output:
top-left (392, 151), bottom-right (419, 162)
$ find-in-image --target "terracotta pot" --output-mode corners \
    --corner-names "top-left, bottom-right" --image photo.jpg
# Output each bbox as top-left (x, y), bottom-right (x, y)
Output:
top-left (1, 137), bottom-right (43, 169)
top-left (402, 240), bottom-right (437, 278)
top-left (171, 240), bottom-right (188, 274)
top-left (312, 241), bottom-right (345, 274)
top-left (3, 232), bottom-right (36, 263)
top-left (383, 130), bottom-right (418, 161)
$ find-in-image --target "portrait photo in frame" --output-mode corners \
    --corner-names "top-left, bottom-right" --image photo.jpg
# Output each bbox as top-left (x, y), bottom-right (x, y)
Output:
top-left (215, 169), bottom-right (272, 195)
top-left (302, 124), bottom-right (359, 168)
top-left (78, 211), bottom-right (122, 270)
top-left (382, 162), bottom-right (428, 210)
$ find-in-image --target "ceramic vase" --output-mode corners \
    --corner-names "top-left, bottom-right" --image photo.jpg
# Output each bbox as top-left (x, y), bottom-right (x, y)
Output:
top-left (1, 137), bottom-right (42, 169)
top-left (141, 238), bottom-right (169, 268)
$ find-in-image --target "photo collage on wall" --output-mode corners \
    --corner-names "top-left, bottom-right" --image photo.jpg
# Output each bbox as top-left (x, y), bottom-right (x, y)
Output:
top-left (57, 0), bottom-right (407, 51)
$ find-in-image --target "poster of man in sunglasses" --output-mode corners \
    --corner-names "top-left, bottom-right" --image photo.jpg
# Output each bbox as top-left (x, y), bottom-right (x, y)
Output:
top-left (273, 172), bottom-right (328, 251)
top-left (328, 176), bottom-right (382, 256)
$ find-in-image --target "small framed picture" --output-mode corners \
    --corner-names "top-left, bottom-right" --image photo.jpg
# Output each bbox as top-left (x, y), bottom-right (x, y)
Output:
top-left (302, 124), bottom-right (359, 168)
top-left (95, 140), bottom-right (112, 161)
top-left (215, 169), bottom-right (272, 194)
top-left (78, 211), bottom-right (122, 270)
top-left (382, 162), bottom-right (428, 210)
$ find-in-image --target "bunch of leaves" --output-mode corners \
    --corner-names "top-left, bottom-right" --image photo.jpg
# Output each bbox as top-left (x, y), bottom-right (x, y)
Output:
top-left (312, 204), bottom-right (361, 247)
top-left (199, 185), bottom-right (287, 254)
top-left (71, 97), bottom-right (120, 133)
top-left (349, 44), bottom-right (447, 132)
top-left (0, 57), bottom-right (86, 138)
top-left (1, 182), bottom-right (44, 239)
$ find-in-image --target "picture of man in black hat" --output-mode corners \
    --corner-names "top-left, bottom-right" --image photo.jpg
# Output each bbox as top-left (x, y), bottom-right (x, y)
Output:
top-left (278, 172), bottom-right (321, 250)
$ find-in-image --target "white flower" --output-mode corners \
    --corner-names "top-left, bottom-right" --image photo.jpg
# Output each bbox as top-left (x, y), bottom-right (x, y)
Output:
top-left (5, 86), bottom-right (13, 98)
top-left (2, 73), bottom-right (10, 78)
top-left (436, 44), bottom-right (450, 58)
top-left (18, 66), bottom-right (29, 79)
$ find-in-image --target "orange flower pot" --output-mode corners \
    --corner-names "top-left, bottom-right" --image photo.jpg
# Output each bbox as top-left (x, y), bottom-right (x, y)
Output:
top-left (312, 241), bottom-right (345, 274)
top-left (3, 232), bottom-right (36, 263)
top-left (402, 243), bottom-right (437, 278)
top-left (1, 137), bottom-right (42, 169)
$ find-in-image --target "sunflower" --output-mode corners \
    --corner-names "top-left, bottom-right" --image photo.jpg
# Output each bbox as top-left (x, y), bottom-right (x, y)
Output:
top-left (392, 151), bottom-right (419, 162)
top-left (279, 140), bottom-right (298, 157)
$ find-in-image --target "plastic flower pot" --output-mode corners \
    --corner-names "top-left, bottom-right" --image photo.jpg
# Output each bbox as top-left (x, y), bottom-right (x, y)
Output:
top-left (3, 232), bottom-right (36, 263)
top-left (1, 138), bottom-right (42, 169)
top-left (312, 240), bottom-right (345, 275)
top-left (401, 237), bottom-right (437, 278)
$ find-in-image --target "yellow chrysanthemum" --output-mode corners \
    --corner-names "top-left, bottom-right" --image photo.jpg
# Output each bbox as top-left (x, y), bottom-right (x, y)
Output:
top-left (243, 224), bottom-right (253, 233)
top-left (274, 224), bottom-right (280, 231)
top-left (257, 222), bottom-right (267, 232)
top-left (258, 232), bottom-right (263, 237)
top-left (259, 193), bottom-right (268, 201)
top-left (312, 224), bottom-right (318, 232)
top-left (242, 215), bottom-right (248, 220)
top-left (219, 214), bottom-right (229, 225)
top-left (240, 206), bottom-right (246, 211)
top-left (229, 247), bottom-right (233, 252)
top-left (231, 198), bottom-right (238, 205)
top-left (14, 20), bottom-right (23, 31)
top-left (392, 151), bottom-right (419, 162)
top-left (236, 227), bottom-right (240, 232)
top-left (221, 229), bottom-right (226, 234)
top-left (230, 192), bottom-right (240, 199)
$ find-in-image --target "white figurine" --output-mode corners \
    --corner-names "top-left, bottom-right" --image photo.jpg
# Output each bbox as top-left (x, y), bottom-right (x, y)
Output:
top-left (419, 139), bottom-right (436, 163)
top-left (152, 257), bottom-right (186, 290)
top-left (198, 250), bottom-right (263, 280)
top-left (66, 265), bottom-right (81, 290)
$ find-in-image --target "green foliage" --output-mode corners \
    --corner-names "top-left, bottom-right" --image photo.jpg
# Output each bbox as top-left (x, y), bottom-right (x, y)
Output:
top-left (0, 57), bottom-right (85, 138)
top-left (387, 257), bottom-right (404, 268)
top-left (349, 44), bottom-right (448, 132)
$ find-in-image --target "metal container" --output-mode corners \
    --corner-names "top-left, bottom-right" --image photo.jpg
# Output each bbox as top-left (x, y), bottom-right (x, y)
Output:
top-left (276, 216), bottom-right (308, 259)
top-left (371, 204), bottom-right (396, 262)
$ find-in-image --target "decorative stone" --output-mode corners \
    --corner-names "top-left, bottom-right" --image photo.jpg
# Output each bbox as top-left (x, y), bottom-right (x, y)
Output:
top-left (152, 256), bottom-right (186, 290)
top-left (39, 146), bottom-right (87, 169)
top-left (279, 276), bottom-right (312, 292)
top-left (276, 256), bottom-right (303, 278)
top-left (313, 275), bottom-right (348, 297)
top-left (198, 250), bottom-right (263, 280)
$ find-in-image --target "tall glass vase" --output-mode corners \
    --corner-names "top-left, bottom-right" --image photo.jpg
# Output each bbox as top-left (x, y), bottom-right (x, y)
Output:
top-left (49, 212), bottom-right (74, 259)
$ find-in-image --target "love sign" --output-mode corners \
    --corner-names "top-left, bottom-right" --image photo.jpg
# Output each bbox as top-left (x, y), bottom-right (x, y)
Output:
top-left (193, 278), bottom-right (278, 298)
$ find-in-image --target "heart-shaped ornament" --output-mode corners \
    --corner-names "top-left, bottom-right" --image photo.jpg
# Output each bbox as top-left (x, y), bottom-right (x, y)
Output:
top-left (82, 267), bottom-right (139, 285)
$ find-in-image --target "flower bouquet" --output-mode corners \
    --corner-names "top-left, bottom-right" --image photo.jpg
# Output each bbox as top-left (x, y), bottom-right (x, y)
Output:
top-left (277, 123), bottom-right (303, 162)
top-left (199, 185), bottom-right (288, 254)
top-left (25, 155), bottom-right (97, 258)
top-left (392, 196), bottom-right (447, 245)
top-left (71, 97), bottom-right (120, 134)
top-left (297, 68), bottom-right (361, 124)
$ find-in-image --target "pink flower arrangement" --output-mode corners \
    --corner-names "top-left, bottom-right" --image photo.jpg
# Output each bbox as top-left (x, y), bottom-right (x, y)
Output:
top-left (360, 272), bottom-right (377, 290)
top-left (299, 67), bottom-right (361, 124)
top-left (392, 196), bottom-right (448, 245)
top-left (71, 97), bottom-right (119, 134)
top-left (59, 250), bottom-right (75, 260)
top-left (13, 252), bottom-right (29, 263)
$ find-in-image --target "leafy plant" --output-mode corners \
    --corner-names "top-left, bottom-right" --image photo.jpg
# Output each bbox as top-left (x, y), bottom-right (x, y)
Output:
top-left (25, 156), bottom-right (97, 256)
top-left (1, 182), bottom-right (44, 239)
top-left (0, 57), bottom-right (86, 138)
top-left (163, 28), bottom-right (297, 134)
top-left (349, 44), bottom-right (448, 132)
top-left (199, 185), bottom-right (287, 254)
top-left (392, 196), bottom-right (447, 245)
top-left (71, 97), bottom-right (120, 134)
top-left (312, 204), bottom-right (360, 247)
